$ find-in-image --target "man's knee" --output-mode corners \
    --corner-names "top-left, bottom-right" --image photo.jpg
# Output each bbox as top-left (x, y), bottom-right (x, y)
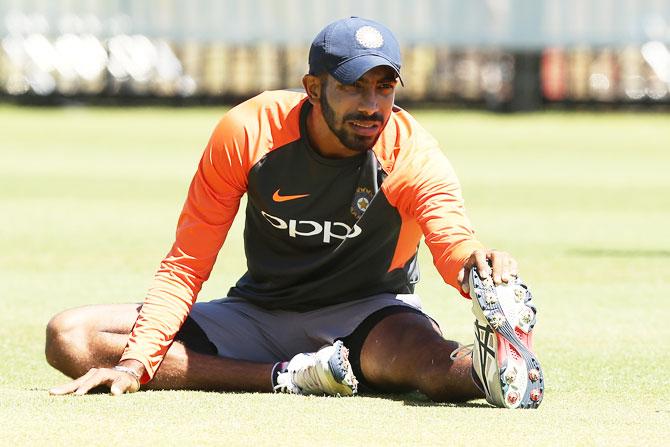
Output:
top-left (45, 307), bottom-right (92, 370)
top-left (358, 312), bottom-right (477, 401)
top-left (359, 312), bottom-right (443, 384)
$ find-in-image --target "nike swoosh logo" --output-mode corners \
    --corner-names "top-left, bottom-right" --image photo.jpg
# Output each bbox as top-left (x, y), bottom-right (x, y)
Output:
top-left (272, 189), bottom-right (310, 202)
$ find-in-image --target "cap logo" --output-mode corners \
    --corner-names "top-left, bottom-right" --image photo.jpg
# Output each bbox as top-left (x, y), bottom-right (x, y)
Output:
top-left (355, 26), bottom-right (384, 49)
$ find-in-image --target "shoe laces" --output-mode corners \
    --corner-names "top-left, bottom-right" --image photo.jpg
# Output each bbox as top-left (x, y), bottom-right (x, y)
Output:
top-left (449, 343), bottom-right (473, 361)
top-left (273, 351), bottom-right (334, 395)
top-left (290, 353), bottom-right (333, 393)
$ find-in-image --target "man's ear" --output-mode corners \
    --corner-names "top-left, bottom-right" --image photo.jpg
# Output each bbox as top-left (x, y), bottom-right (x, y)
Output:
top-left (302, 74), bottom-right (321, 104)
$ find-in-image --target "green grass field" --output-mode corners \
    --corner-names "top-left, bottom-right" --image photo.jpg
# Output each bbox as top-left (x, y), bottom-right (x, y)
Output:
top-left (1, 105), bottom-right (668, 446)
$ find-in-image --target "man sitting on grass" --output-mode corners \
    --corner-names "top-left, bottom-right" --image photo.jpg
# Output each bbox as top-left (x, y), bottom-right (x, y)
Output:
top-left (46, 17), bottom-right (543, 409)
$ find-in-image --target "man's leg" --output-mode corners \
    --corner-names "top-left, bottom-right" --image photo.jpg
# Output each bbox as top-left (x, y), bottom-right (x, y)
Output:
top-left (356, 310), bottom-right (482, 402)
top-left (45, 304), bottom-right (273, 392)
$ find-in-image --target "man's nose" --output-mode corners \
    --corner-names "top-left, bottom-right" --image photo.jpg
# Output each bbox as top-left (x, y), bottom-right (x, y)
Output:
top-left (358, 88), bottom-right (379, 115)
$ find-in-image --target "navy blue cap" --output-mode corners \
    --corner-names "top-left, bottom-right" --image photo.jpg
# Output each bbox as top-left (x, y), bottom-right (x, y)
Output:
top-left (309, 17), bottom-right (403, 85)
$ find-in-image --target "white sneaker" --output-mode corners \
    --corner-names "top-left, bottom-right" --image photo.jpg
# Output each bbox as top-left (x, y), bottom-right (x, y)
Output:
top-left (274, 340), bottom-right (358, 396)
top-left (469, 267), bottom-right (544, 409)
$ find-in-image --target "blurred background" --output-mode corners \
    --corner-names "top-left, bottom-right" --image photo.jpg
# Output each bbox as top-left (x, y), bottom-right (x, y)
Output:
top-left (1, 4), bottom-right (669, 442)
top-left (1, 0), bottom-right (669, 111)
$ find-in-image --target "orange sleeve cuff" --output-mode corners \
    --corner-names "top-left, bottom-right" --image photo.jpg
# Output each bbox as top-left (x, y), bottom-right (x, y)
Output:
top-left (441, 239), bottom-right (485, 299)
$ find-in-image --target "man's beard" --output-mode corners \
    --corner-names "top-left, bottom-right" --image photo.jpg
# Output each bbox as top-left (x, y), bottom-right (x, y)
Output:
top-left (319, 90), bottom-right (384, 153)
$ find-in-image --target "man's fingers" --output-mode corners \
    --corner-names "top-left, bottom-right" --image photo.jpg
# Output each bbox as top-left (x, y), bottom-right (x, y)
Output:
top-left (74, 369), bottom-right (118, 395)
top-left (49, 382), bottom-right (80, 396)
top-left (500, 254), bottom-right (512, 283)
top-left (50, 367), bottom-right (141, 397)
top-left (110, 375), bottom-right (137, 396)
top-left (74, 370), bottom-right (107, 396)
top-left (460, 253), bottom-right (480, 294)
top-left (462, 250), bottom-right (520, 294)
top-left (461, 250), bottom-right (489, 295)
top-left (474, 250), bottom-right (490, 277)
top-left (501, 256), bottom-right (517, 282)
top-left (49, 368), bottom-right (97, 395)
top-left (489, 251), bottom-right (520, 285)
top-left (49, 378), bottom-right (84, 396)
top-left (490, 251), bottom-right (503, 285)
top-left (110, 380), bottom-right (125, 396)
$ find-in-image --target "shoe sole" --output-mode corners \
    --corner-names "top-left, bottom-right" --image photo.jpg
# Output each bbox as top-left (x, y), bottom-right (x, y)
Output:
top-left (470, 268), bottom-right (544, 409)
top-left (327, 340), bottom-right (359, 396)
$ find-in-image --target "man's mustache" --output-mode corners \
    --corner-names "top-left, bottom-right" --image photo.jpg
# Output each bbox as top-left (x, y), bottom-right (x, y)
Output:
top-left (344, 113), bottom-right (384, 124)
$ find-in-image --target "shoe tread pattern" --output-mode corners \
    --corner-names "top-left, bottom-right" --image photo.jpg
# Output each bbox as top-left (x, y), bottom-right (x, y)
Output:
top-left (471, 267), bottom-right (544, 409)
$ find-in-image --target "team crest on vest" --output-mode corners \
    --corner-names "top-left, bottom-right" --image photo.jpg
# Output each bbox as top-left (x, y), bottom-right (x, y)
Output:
top-left (355, 26), bottom-right (384, 49)
top-left (350, 186), bottom-right (373, 219)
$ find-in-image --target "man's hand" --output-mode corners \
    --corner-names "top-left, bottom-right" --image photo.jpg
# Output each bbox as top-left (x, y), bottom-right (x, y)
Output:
top-left (457, 249), bottom-right (519, 295)
top-left (49, 360), bottom-right (144, 396)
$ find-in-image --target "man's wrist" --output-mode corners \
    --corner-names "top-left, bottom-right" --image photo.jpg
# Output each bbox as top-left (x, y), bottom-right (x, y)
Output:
top-left (113, 365), bottom-right (141, 382)
top-left (116, 359), bottom-right (146, 382)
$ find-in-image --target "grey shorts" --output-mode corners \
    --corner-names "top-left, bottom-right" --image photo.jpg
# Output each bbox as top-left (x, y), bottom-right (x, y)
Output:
top-left (188, 293), bottom-right (428, 363)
